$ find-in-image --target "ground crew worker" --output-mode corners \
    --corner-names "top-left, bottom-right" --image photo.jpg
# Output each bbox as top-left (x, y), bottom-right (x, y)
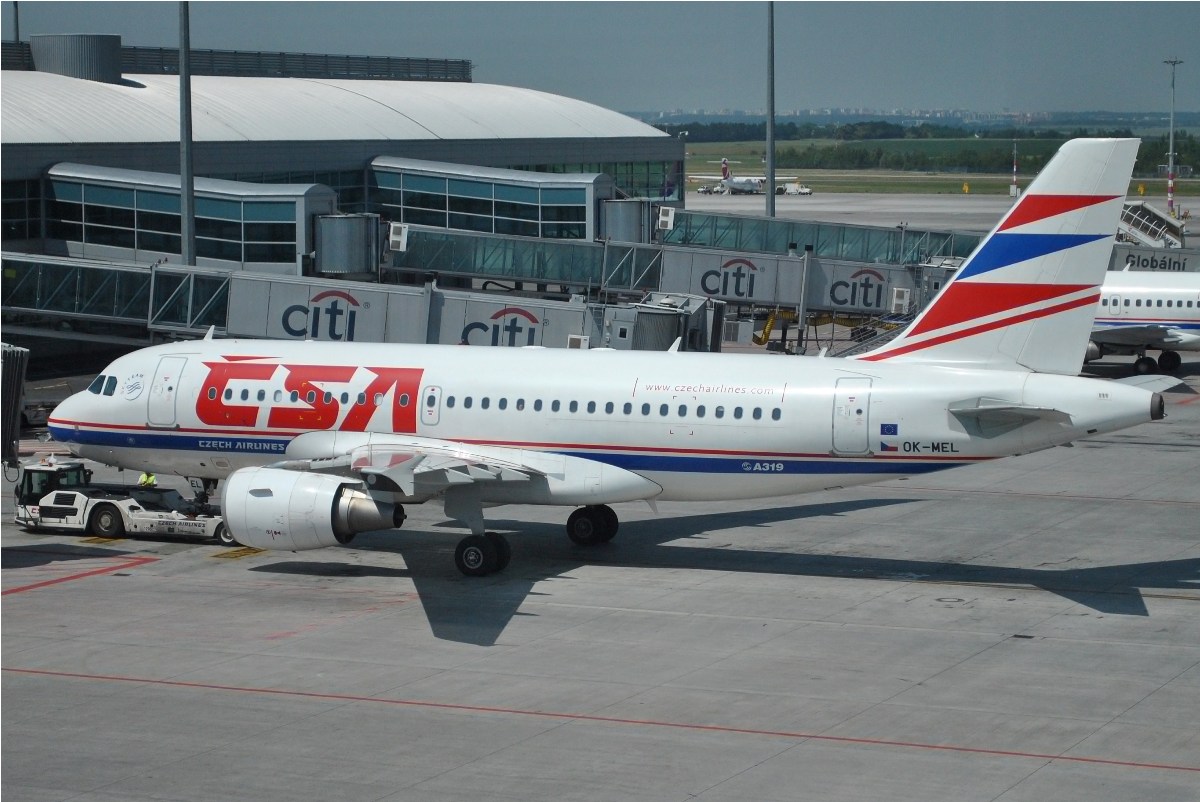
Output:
top-left (137, 471), bottom-right (157, 488)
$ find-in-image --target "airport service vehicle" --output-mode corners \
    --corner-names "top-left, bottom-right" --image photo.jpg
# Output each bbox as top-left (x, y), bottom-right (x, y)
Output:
top-left (1089, 269), bottom-right (1200, 373)
top-left (777, 183), bottom-right (813, 196)
top-left (13, 459), bottom-right (232, 544)
top-left (688, 158), bottom-right (799, 195)
top-left (48, 140), bottom-right (1176, 577)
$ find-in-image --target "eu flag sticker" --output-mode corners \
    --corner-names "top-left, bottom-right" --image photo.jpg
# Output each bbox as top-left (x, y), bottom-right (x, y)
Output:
top-left (880, 423), bottom-right (899, 436)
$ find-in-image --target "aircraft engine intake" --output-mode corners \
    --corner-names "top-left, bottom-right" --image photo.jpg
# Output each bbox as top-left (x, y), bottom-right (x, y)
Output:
top-left (221, 466), bottom-right (404, 551)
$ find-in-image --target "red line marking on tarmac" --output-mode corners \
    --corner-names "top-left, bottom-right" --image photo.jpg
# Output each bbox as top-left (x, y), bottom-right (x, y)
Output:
top-left (1, 556), bottom-right (159, 595)
top-left (4, 667), bottom-right (1198, 773)
top-left (1174, 394), bottom-right (1200, 406)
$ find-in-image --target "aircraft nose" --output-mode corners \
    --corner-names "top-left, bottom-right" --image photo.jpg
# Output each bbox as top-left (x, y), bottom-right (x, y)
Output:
top-left (47, 392), bottom-right (87, 443)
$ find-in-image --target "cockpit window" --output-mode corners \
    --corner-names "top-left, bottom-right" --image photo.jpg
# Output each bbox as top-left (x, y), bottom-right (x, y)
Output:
top-left (87, 375), bottom-right (106, 394)
top-left (103, 376), bottom-right (118, 396)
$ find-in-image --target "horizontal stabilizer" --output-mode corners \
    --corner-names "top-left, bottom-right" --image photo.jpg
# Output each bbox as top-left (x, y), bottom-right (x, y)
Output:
top-left (1111, 374), bottom-right (1186, 393)
top-left (949, 397), bottom-right (1071, 425)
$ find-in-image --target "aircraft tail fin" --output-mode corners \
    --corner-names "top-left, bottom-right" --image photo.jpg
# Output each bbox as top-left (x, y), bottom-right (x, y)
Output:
top-left (721, 159), bottom-right (731, 180)
top-left (855, 138), bottom-right (1138, 374)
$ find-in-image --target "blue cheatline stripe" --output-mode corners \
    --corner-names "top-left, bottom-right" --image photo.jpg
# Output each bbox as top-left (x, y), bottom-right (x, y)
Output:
top-left (52, 426), bottom-right (967, 476)
top-left (1094, 321), bottom-right (1200, 330)
top-left (957, 233), bottom-right (1109, 280)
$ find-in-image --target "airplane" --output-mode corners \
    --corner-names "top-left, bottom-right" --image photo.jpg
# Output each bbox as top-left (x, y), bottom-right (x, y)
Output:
top-left (48, 138), bottom-right (1179, 579)
top-left (1089, 269), bottom-right (1200, 373)
top-left (688, 158), bottom-right (797, 195)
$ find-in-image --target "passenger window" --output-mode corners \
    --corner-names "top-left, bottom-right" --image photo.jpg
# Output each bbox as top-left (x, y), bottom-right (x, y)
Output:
top-left (715, 406), bottom-right (725, 419)
top-left (357, 392), bottom-right (366, 405)
top-left (399, 393), bottom-right (410, 407)
top-left (258, 390), bottom-right (267, 402)
top-left (534, 399), bottom-right (543, 411)
top-left (1136, 299), bottom-right (1142, 307)
top-left (605, 402), bottom-right (614, 414)
top-left (569, 401), bottom-right (579, 413)
top-left (697, 405), bottom-right (706, 418)
top-left (426, 394), bottom-right (436, 408)
top-left (88, 375), bottom-right (106, 394)
top-left (516, 399), bottom-right (525, 411)
top-left (1157, 300), bottom-right (1163, 307)
top-left (498, 398), bottom-right (507, 410)
top-left (241, 389), bottom-right (250, 401)
top-left (446, 396), bottom-right (455, 408)
top-left (307, 391), bottom-right (317, 403)
top-left (322, 391), bottom-right (332, 404)
top-left (753, 408), bottom-right (763, 420)
top-left (290, 390), bottom-right (299, 403)
top-left (622, 403), bottom-right (632, 415)
top-left (481, 397), bottom-right (490, 410)
top-left (642, 403), bottom-right (650, 415)
top-left (224, 388), bottom-right (233, 401)
top-left (373, 393), bottom-right (383, 406)
top-left (659, 404), bottom-right (669, 416)
top-left (103, 376), bottom-right (118, 396)
top-left (340, 392), bottom-right (349, 404)
top-left (678, 405), bottom-right (688, 416)
top-left (208, 387), bottom-right (217, 400)
top-left (734, 407), bottom-right (744, 419)
top-left (587, 401), bottom-right (596, 414)
top-left (771, 408), bottom-right (781, 421)
top-left (464, 397), bottom-right (473, 409)
top-left (551, 400), bottom-right (560, 412)
top-left (1124, 300), bottom-right (1130, 307)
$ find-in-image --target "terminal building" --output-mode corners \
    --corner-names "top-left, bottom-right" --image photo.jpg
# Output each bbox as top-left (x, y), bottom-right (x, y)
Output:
top-left (3, 34), bottom-right (1194, 368)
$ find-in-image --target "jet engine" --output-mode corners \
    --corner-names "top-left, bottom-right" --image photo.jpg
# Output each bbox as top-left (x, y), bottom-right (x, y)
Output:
top-left (221, 466), bottom-right (405, 551)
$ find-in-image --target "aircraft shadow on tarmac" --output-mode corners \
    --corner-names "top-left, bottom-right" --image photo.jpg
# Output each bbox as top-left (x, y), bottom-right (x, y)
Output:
top-left (2, 542), bottom-right (139, 571)
top-left (249, 498), bottom-right (1200, 645)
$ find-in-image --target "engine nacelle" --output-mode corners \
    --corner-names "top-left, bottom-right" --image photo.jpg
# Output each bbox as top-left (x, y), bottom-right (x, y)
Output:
top-left (221, 467), bottom-right (405, 551)
top-left (1083, 340), bottom-right (1102, 363)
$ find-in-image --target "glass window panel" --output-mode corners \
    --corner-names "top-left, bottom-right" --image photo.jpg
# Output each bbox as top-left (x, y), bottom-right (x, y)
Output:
top-left (197, 217), bottom-right (242, 240)
top-left (495, 200), bottom-right (539, 221)
top-left (85, 225), bottom-right (136, 248)
top-left (403, 174), bottom-right (446, 193)
top-left (195, 196), bottom-right (242, 220)
top-left (541, 205), bottom-right (586, 222)
top-left (197, 237), bottom-right (242, 261)
top-left (50, 200), bottom-right (82, 221)
top-left (138, 210), bottom-right (181, 233)
top-left (49, 220), bottom-right (83, 240)
top-left (137, 230), bottom-right (181, 252)
top-left (403, 207), bottom-right (447, 227)
top-left (244, 201), bottom-right (295, 222)
top-left (542, 223), bottom-right (586, 239)
top-left (494, 218), bottom-right (539, 237)
top-left (448, 213), bottom-right (494, 233)
top-left (449, 195), bottom-right (493, 216)
top-left (448, 179), bottom-right (493, 199)
top-left (136, 190), bottom-right (180, 213)
top-left (403, 190), bottom-right (447, 211)
top-left (84, 205), bottom-right (135, 227)
top-left (50, 181), bottom-right (83, 202)
top-left (495, 184), bottom-right (538, 204)
top-left (85, 185), bottom-right (134, 208)
top-left (373, 170), bottom-right (403, 190)
top-left (244, 221), bottom-right (296, 242)
top-left (541, 188), bottom-right (586, 205)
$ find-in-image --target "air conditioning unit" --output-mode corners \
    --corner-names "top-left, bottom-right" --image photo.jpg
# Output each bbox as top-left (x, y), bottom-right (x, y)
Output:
top-left (656, 206), bottom-right (676, 231)
top-left (388, 222), bottom-right (409, 252)
top-left (567, 334), bottom-right (590, 349)
top-left (889, 287), bottom-right (911, 314)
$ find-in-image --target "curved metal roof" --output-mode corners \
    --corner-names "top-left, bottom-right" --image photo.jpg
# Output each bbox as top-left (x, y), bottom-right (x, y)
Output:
top-left (1, 70), bottom-right (667, 145)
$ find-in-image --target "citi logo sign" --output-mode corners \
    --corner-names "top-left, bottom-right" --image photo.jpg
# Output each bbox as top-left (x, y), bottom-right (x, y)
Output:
top-left (701, 258), bottom-right (759, 298)
top-left (461, 307), bottom-right (542, 346)
top-left (282, 290), bottom-right (362, 341)
top-left (830, 268), bottom-right (886, 308)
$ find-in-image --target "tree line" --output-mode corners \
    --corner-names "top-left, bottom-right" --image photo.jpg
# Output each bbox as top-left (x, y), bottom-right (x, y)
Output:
top-left (661, 121), bottom-right (1197, 175)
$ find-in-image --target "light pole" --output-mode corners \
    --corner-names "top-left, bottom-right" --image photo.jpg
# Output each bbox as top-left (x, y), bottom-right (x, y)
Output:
top-left (1165, 58), bottom-right (1183, 218)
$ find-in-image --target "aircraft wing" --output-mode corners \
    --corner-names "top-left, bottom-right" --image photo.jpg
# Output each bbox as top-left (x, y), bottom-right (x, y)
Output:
top-left (269, 430), bottom-right (661, 502)
top-left (1091, 324), bottom-right (1183, 348)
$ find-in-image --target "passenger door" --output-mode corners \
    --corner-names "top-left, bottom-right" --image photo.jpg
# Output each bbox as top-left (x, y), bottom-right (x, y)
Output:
top-left (832, 377), bottom-right (871, 455)
top-left (147, 356), bottom-right (187, 428)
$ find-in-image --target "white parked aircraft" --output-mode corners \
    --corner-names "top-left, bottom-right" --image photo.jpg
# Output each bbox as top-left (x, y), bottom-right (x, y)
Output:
top-left (1090, 269), bottom-right (1200, 373)
top-left (49, 139), bottom-right (1175, 577)
top-left (689, 158), bottom-right (797, 195)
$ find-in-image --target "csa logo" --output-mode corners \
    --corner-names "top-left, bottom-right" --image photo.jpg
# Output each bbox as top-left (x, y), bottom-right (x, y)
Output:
top-left (122, 373), bottom-right (145, 401)
top-left (460, 307), bottom-right (543, 346)
top-left (282, 290), bottom-right (364, 341)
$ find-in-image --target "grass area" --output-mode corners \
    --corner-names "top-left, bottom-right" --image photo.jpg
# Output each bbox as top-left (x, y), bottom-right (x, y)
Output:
top-left (685, 140), bottom-right (1199, 196)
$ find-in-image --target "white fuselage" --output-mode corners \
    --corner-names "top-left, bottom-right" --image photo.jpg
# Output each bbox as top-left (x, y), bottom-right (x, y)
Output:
top-left (49, 340), bottom-right (1156, 505)
top-left (1095, 271), bottom-right (1200, 351)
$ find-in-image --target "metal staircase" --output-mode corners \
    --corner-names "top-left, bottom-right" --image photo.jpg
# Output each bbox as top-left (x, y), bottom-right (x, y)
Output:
top-left (1119, 201), bottom-right (1187, 248)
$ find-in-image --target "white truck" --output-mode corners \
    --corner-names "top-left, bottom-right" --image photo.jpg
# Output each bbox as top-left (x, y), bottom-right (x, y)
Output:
top-left (13, 460), bottom-right (235, 545)
top-left (777, 182), bottom-right (813, 196)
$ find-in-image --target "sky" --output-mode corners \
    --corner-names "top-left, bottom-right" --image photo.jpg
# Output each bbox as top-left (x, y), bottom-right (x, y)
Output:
top-left (3, 1), bottom-right (1198, 115)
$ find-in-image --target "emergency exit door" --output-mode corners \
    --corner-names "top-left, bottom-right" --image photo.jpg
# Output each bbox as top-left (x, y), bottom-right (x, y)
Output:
top-left (832, 377), bottom-right (871, 455)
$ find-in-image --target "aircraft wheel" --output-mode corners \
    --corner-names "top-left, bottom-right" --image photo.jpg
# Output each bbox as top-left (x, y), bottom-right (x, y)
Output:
top-left (1134, 356), bottom-right (1158, 374)
top-left (566, 507), bottom-right (603, 545)
top-left (455, 534), bottom-right (498, 577)
top-left (213, 523), bottom-right (239, 547)
top-left (1158, 351), bottom-right (1182, 372)
top-left (88, 504), bottom-right (124, 538)
top-left (485, 532), bottom-right (511, 572)
top-left (596, 505), bottom-right (619, 542)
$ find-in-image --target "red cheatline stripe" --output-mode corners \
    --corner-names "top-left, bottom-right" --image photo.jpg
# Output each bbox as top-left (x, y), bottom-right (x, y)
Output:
top-left (909, 283), bottom-right (1091, 337)
top-left (2, 556), bottom-right (159, 595)
top-left (4, 668), bottom-right (1196, 773)
top-left (999, 194), bottom-right (1119, 231)
top-left (860, 293), bottom-right (1098, 362)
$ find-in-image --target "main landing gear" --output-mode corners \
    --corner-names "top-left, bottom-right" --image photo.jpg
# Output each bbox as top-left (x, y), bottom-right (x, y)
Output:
top-left (451, 504), bottom-right (620, 577)
top-left (1135, 350), bottom-right (1182, 374)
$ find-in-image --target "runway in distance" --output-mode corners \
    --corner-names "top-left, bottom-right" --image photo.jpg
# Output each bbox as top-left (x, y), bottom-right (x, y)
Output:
top-left (48, 139), bottom-right (1176, 577)
top-left (1090, 269), bottom-right (1200, 373)
top-left (688, 157), bottom-right (797, 194)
